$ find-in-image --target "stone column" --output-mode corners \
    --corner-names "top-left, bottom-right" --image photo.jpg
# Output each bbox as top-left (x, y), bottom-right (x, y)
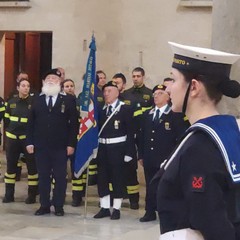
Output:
top-left (212, 0), bottom-right (240, 116)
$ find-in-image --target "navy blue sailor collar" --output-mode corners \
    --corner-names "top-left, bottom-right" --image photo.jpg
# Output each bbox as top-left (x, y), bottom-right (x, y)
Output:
top-left (188, 115), bottom-right (240, 183)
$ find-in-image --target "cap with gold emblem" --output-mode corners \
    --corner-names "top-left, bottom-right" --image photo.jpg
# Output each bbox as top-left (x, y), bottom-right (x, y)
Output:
top-left (102, 81), bottom-right (119, 91)
top-left (152, 84), bottom-right (167, 93)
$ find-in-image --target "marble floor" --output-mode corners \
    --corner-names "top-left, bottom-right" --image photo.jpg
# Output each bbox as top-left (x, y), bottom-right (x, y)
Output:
top-left (0, 151), bottom-right (160, 240)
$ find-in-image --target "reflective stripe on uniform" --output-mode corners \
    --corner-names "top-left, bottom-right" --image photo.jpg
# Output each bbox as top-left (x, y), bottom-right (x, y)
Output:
top-left (9, 116), bottom-right (28, 123)
top-left (0, 106), bottom-right (5, 112)
top-left (72, 179), bottom-right (84, 185)
top-left (5, 172), bottom-right (16, 178)
top-left (6, 131), bottom-right (26, 140)
top-left (89, 171), bottom-right (97, 175)
top-left (4, 172), bottom-right (16, 184)
top-left (28, 174), bottom-right (39, 179)
top-left (134, 106), bottom-right (152, 117)
top-left (89, 164), bottom-right (97, 170)
top-left (4, 112), bottom-right (10, 118)
top-left (72, 186), bottom-right (84, 191)
top-left (127, 185), bottom-right (140, 194)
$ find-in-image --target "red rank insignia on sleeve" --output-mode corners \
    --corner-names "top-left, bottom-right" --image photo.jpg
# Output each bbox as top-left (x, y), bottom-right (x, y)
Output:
top-left (191, 175), bottom-right (205, 192)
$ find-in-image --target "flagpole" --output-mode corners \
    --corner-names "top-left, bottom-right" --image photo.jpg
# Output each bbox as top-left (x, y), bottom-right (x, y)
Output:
top-left (84, 166), bottom-right (90, 218)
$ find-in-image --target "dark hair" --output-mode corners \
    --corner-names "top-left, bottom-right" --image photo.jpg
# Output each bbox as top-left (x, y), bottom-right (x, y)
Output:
top-left (112, 73), bottom-right (127, 84)
top-left (96, 70), bottom-right (106, 77)
top-left (17, 78), bottom-right (30, 87)
top-left (179, 70), bottom-right (240, 104)
top-left (132, 67), bottom-right (145, 76)
top-left (16, 71), bottom-right (29, 82)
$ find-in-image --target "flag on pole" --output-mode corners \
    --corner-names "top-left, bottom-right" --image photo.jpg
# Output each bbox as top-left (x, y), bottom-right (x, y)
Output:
top-left (74, 36), bottom-right (98, 178)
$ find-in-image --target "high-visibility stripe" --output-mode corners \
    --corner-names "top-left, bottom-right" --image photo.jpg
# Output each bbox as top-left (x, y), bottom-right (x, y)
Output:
top-left (4, 179), bottom-right (16, 184)
top-left (20, 118), bottom-right (28, 123)
top-left (10, 116), bottom-right (19, 121)
top-left (89, 164), bottom-right (97, 169)
top-left (127, 189), bottom-right (139, 194)
top-left (127, 185), bottom-right (140, 194)
top-left (134, 109), bottom-right (143, 117)
top-left (72, 186), bottom-right (84, 191)
top-left (89, 171), bottom-right (97, 175)
top-left (0, 106), bottom-right (5, 112)
top-left (142, 106), bottom-right (152, 112)
top-left (109, 183), bottom-right (113, 191)
top-left (6, 132), bottom-right (26, 139)
top-left (28, 181), bottom-right (38, 186)
top-left (127, 185), bottom-right (140, 190)
top-left (4, 113), bottom-right (10, 118)
top-left (9, 116), bottom-right (28, 123)
top-left (28, 174), bottom-right (39, 179)
top-left (5, 172), bottom-right (16, 178)
top-left (17, 162), bottom-right (22, 167)
top-left (72, 179), bottom-right (83, 185)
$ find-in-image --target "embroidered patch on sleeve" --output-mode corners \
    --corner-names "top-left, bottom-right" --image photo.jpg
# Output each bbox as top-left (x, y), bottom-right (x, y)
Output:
top-left (191, 175), bottom-right (205, 192)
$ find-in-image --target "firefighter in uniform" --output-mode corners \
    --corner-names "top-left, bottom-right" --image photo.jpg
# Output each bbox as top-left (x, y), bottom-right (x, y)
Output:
top-left (138, 84), bottom-right (189, 222)
top-left (0, 97), bottom-right (6, 173)
top-left (0, 96), bottom-right (5, 143)
top-left (94, 81), bottom-right (135, 220)
top-left (123, 67), bottom-right (153, 209)
top-left (156, 42), bottom-right (240, 240)
top-left (26, 69), bottom-right (78, 216)
top-left (61, 78), bottom-right (85, 207)
top-left (3, 79), bottom-right (38, 204)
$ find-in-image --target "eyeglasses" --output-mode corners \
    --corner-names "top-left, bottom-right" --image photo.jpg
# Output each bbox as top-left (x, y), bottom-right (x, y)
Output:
top-left (153, 92), bottom-right (165, 97)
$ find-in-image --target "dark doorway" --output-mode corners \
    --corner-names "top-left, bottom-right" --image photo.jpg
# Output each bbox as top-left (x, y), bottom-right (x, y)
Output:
top-left (4, 31), bottom-right (52, 100)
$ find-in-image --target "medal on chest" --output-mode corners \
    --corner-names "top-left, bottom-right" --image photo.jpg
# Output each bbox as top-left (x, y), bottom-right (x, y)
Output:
top-left (114, 120), bottom-right (120, 129)
top-left (165, 122), bottom-right (171, 130)
top-left (61, 102), bottom-right (65, 113)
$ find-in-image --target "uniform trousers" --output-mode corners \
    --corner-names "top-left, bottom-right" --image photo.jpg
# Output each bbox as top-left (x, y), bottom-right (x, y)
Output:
top-left (5, 138), bottom-right (37, 177)
top-left (143, 165), bottom-right (159, 212)
top-left (97, 142), bottom-right (126, 198)
top-left (35, 148), bottom-right (67, 208)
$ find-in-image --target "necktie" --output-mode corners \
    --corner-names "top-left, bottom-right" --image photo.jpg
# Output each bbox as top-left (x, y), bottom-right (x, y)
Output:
top-left (107, 105), bottom-right (112, 117)
top-left (153, 109), bottom-right (160, 125)
top-left (48, 96), bottom-right (53, 112)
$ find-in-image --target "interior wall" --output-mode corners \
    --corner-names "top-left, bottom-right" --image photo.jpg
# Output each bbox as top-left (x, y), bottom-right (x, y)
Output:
top-left (0, 0), bottom-right (212, 95)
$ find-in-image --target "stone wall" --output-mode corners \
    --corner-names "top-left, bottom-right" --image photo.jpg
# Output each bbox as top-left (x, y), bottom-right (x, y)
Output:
top-left (0, 0), bottom-right (212, 95)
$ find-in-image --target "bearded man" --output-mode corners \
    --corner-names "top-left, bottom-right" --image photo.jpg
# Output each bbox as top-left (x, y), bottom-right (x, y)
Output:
top-left (26, 68), bottom-right (78, 216)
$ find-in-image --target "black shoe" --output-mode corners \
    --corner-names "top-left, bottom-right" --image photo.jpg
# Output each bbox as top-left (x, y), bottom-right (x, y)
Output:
top-left (54, 207), bottom-right (64, 216)
top-left (111, 209), bottom-right (120, 220)
top-left (71, 197), bottom-right (82, 207)
top-left (93, 208), bottom-right (111, 219)
top-left (25, 195), bottom-right (36, 204)
top-left (35, 207), bottom-right (50, 216)
top-left (2, 195), bottom-right (14, 203)
top-left (139, 211), bottom-right (156, 222)
top-left (130, 202), bottom-right (139, 210)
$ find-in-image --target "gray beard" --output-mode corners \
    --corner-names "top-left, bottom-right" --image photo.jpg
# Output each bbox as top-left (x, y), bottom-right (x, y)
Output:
top-left (42, 83), bottom-right (61, 96)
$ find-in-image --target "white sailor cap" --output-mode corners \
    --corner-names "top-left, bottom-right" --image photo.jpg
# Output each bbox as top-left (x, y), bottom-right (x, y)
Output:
top-left (169, 42), bottom-right (240, 77)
